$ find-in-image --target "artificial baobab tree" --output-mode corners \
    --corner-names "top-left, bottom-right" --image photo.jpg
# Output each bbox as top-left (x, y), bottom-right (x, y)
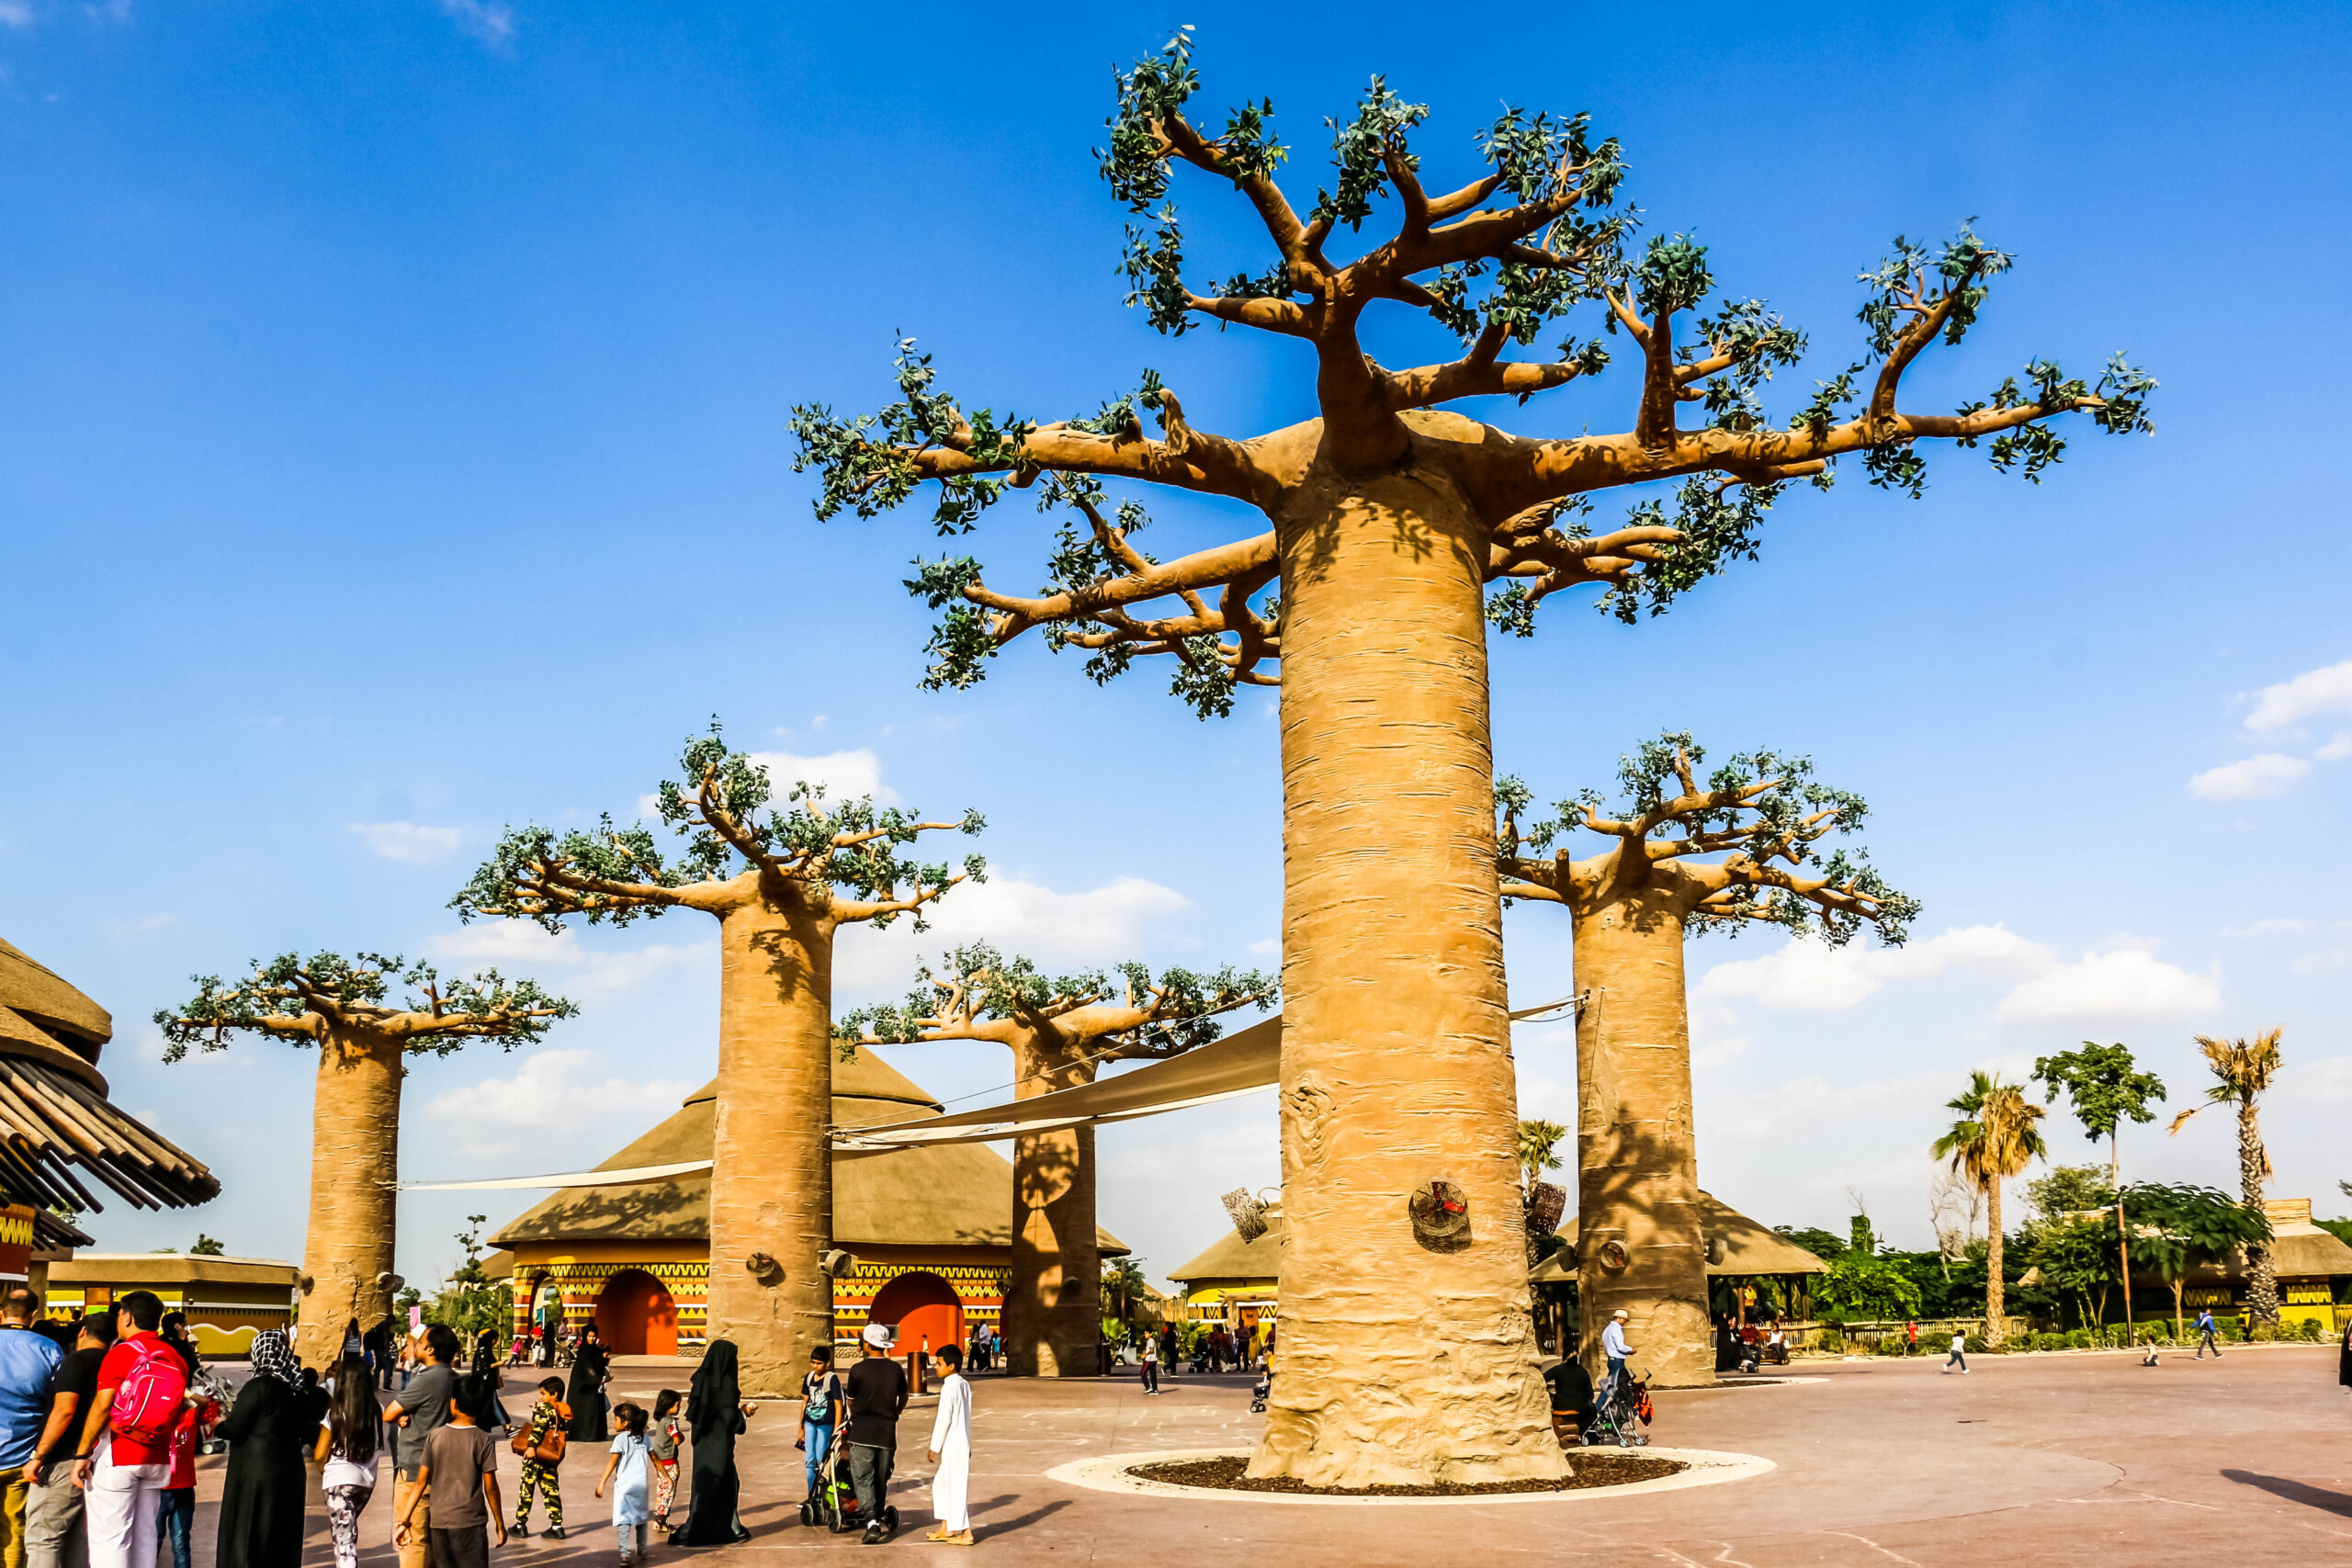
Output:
top-left (791, 30), bottom-right (2153, 1483)
top-left (1932, 1071), bottom-right (2048, 1347)
top-left (451, 726), bottom-right (985, 1395)
top-left (1496, 733), bottom-right (1917, 1385)
top-left (2168, 1028), bottom-right (2285, 1324)
top-left (155, 953), bottom-right (574, 1367)
top-left (840, 943), bottom-right (1268, 1376)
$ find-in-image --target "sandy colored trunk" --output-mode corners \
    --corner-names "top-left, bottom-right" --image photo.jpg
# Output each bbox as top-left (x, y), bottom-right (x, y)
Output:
top-left (1568, 891), bottom-right (1714, 1389)
top-left (295, 1024), bottom-right (403, 1369)
top-left (1253, 457), bottom-right (1558, 1487)
top-left (2238, 1101), bottom-right (2278, 1322)
top-left (1002, 1044), bottom-right (1102, 1377)
top-left (705, 894), bottom-right (839, 1396)
top-left (1984, 1179), bottom-right (2006, 1345)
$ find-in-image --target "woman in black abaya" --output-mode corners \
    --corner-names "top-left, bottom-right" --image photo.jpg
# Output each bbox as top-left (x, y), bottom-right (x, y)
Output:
top-left (214, 1330), bottom-right (313, 1568)
top-left (566, 1322), bottom-right (612, 1441)
top-left (669, 1338), bottom-right (755, 1546)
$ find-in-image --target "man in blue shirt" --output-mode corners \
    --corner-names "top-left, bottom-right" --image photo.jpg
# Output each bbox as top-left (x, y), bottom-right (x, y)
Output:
top-left (2195, 1308), bottom-right (2222, 1359)
top-left (0, 1285), bottom-right (64, 1563)
top-left (1600, 1310), bottom-right (1634, 1381)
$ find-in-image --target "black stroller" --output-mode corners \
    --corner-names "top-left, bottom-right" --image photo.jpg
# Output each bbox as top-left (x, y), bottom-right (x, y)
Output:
top-left (800, 1437), bottom-right (897, 1536)
top-left (1250, 1367), bottom-right (1272, 1414)
top-left (1582, 1367), bottom-right (1652, 1448)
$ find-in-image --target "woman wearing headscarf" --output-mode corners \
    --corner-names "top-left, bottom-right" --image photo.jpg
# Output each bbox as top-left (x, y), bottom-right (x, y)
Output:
top-left (567, 1322), bottom-right (612, 1441)
top-left (668, 1339), bottom-right (754, 1546)
top-left (214, 1329), bottom-right (313, 1568)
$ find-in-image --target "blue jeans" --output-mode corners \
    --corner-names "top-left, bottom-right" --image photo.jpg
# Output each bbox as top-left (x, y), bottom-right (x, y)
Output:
top-left (156, 1486), bottom-right (195, 1568)
top-left (804, 1421), bottom-right (834, 1496)
top-left (1605, 1355), bottom-right (1625, 1381)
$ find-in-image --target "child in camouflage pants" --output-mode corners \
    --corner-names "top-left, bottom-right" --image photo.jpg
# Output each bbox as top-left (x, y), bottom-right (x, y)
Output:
top-left (514, 1378), bottom-right (571, 1539)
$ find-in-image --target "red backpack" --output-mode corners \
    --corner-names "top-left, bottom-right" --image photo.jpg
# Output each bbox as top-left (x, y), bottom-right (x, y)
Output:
top-left (108, 1339), bottom-right (189, 1446)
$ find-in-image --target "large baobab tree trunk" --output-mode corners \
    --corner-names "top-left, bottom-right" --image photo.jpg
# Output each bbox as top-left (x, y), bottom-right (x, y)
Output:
top-left (1984, 1179), bottom-right (2006, 1346)
top-left (2237, 1102), bottom-right (2278, 1323)
top-left (1568, 894), bottom-right (1715, 1389)
top-left (1002, 1046), bottom-right (1102, 1377)
top-left (296, 1026), bottom-right (403, 1369)
top-left (706, 896), bottom-right (839, 1395)
top-left (1253, 459), bottom-right (1559, 1487)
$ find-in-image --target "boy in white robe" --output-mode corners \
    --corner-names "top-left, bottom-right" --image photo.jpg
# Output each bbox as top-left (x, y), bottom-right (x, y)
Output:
top-left (923, 1345), bottom-right (973, 1545)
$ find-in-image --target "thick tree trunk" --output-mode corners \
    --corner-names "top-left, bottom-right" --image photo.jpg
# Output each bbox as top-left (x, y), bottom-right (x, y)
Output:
top-left (295, 1025), bottom-right (403, 1369)
top-left (1002, 1044), bottom-right (1101, 1378)
top-left (1252, 455), bottom-right (1558, 1487)
top-left (705, 895), bottom-right (838, 1395)
top-left (1984, 1179), bottom-right (2006, 1346)
top-left (2238, 1102), bottom-right (2278, 1323)
top-left (1568, 892), bottom-right (1715, 1388)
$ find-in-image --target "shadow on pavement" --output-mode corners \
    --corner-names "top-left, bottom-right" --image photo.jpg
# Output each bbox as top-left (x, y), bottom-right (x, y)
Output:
top-left (2223, 1470), bottom-right (2352, 1517)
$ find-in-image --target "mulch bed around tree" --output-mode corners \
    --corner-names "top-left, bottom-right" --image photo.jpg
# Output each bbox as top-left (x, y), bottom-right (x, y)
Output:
top-left (1127, 1451), bottom-right (1685, 1497)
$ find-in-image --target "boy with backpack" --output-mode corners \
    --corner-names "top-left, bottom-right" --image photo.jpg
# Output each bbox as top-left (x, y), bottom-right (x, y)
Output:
top-left (798, 1346), bottom-right (843, 1502)
top-left (68, 1291), bottom-right (186, 1568)
top-left (512, 1376), bottom-right (571, 1539)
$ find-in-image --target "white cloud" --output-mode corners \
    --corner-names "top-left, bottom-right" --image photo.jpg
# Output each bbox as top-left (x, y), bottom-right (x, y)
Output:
top-left (832, 874), bottom-right (1192, 995)
top-left (2320, 732), bottom-right (2352, 761)
top-left (0, 4), bottom-right (31, 28)
top-left (748, 749), bottom-right (895, 806)
top-left (348, 821), bottom-right (462, 863)
top-left (435, 0), bottom-right (515, 50)
top-left (2222, 918), bottom-right (2314, 938)
top-left (427, 921), bottom-right (711, 998)
top-left (2189, 753), bottom-right (2311, 800)
top-left (424, 1050), bottom-right (694, 1161)
top-left (2245, 660), bottom-right (2352, 732)
top-left (1993, 947), bottom-right (2220, 1023)
top-left (1698, 924), bottom-right (2050, 1012)
top-left (1246, 938), bottom-right (1279, 959)
top-left (2300, 1057), bottom-right (2352, 1102)
top-left (1709, 1069), bottom-right (1949, 1141)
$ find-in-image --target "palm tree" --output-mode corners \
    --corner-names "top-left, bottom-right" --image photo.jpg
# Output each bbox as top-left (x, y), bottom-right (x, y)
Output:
top-left (1518, 1119), bottom-right (1568, 1191)
top-left (2167, 1028), bottom-right (2285, 1323)
top-left (1931, 1071), bottom-right (2048, 1347)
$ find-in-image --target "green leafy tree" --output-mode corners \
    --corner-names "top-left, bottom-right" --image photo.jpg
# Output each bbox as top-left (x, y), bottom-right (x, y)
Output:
top-left (155, 953), bottom-right (573, 1367)
top-left (189, 1234), bottom-right (225, 1257)
top-left (425, 1214), bottom-right (513, 1343)
top-left (842, 943), bottom-right (1269, 1377)
top-left (1817, 1252), bottom-right (1924, 1323)
top-left (1498, 734), bottom-right (1915, 1383)
top-left (1773, 1225), bottom-right (1849, 1263)
top-left (1102, 1257), bottom-right (1153, 1333)
top-left (452, 722), bottom-right (985, 1394)
top-left (2025, 1214), bottom-right (2122, 1328)
top-left (2167, 1029), bottom-right (2284, 1323)
top-left (2122, 1181), bottom-right (2274, 1340)
top-left (2034, 1042), bottom-right (2165, 1325)
top-left (1931, 1072), bottom-right (2048, 1346)
top-left (792, 30), bottom-right (2150, 1483)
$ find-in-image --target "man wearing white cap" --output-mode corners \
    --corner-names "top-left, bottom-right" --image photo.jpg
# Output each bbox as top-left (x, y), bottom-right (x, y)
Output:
top-left (1602, 1310), bottom-right (1634, 1382)
top-left (844, 1324), bottom-right (910, 1544)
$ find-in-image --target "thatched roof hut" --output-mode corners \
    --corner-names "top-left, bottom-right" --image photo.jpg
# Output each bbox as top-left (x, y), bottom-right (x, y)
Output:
top-left (1531, 1191), bottom-right (1830, 1282)
top-left (492, 1045), bottom-right (1126, 1254)
top-left (0, 939), bottom-right (217, 1242)
top-left (1169, 1213), bottom-right (1284, 1291)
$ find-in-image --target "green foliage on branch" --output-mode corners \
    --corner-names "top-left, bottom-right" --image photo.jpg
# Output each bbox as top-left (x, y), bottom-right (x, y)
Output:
top-left (2032, 1043), bottom-right (2167, 1147)
top-left (450, 722), bottom-right (986, 933)
top-left (153, 952), bottom-right (576, 1061)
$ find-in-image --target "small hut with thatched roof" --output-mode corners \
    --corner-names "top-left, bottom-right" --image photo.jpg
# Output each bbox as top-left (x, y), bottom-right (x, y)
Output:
top-left (490, 1045), bottom-right (1126, 1358)
top-left (0, 939), bottom-right (220, 1286)
top-left (1167, 1212), bottom-right (1283, 1340)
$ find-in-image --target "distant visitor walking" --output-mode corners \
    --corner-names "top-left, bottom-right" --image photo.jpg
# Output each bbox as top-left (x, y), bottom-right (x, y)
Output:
top-left (2196, 1309), bottom-right (2222, 1359)
top-left (1943, 1329), bottom-right (1969, 1374)
top-left (924, 1345), bottom-right (973, 1545)
top-left (844, 1324), bottom-right (909, 1546)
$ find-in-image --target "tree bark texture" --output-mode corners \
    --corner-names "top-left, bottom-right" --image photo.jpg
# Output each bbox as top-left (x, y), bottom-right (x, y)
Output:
top-left (295, 1025), bottom-right (403, 1369)
top-left (1984, 1179), bottom-right (2007, 1346)
top-left (2238, 1101), bottom-right (2278, 1323)
top-left (1567, 893), bottom-right (1715, 1389)
top-left (1253, 455), bottom-right (1559, 1486)
top-left (1002, 1045), bottom-right (1102, 1378)
top-left (705, 894), bottom-right (840, 1396)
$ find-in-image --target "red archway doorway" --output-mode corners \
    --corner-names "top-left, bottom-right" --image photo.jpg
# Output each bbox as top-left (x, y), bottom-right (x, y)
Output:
top-left (868, 1271), bottom-right (962, 1359)
top-left (594, 1269), bottom-right (677, 1356)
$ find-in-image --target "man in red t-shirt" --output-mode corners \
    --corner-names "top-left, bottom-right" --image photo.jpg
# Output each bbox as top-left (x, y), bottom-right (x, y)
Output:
top-left (70, 1291), bottom-right (174, 1568)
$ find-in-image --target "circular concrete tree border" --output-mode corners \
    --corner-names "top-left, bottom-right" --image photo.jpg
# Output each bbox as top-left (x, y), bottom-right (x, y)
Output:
top-left (1046, 1446), bottom-right (1774, 1506)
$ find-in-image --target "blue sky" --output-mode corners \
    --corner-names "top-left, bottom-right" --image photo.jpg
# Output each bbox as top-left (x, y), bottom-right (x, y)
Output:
top-left (3, 2), bottom-right (2348, 1291)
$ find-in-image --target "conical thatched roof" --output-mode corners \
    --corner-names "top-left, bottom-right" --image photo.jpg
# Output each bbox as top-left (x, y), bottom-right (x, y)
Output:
top-left (1532, 1190), bottom-right (1829, 1281)
top-left (491, 1045), bottom-right (1126, 1255)
top-left (1168, 1213), bottom-right (1285, 1286)
top-left (0, 939), bottom-right (214, 1230)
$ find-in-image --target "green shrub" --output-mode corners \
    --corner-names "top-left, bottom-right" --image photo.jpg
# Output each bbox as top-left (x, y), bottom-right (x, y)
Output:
top-left (1964, 1333), bottom-right (1989, 1355)
top-left (1815, 1329), bottom-right (1845, 1355)
top-left (2298, 1316), bottom-right (2326, 1343)
top-left (1874, 1335), bottom-right (1908, 1357)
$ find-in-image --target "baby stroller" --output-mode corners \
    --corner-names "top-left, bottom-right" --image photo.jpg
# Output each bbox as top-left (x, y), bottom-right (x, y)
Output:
top-left (800, 1437), bottom-right (896, 1536)
top-left (1582, 1367), bottom-right (1653, 1448)
top-left (1250, 1368), bottom-right (1272, 1415)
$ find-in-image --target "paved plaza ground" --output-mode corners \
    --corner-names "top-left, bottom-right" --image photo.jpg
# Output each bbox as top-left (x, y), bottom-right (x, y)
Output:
top-left (170, 1344), bottom-right (2350, 1565)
